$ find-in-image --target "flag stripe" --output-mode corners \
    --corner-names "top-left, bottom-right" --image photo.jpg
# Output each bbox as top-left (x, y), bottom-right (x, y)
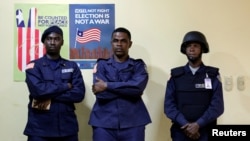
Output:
top-left (34, 29), bottom-right (39, 59)
top-left (29, 7), bottom-right (36, 61)
top-left (17, 28), bottom-right (24, 71)
top-left (26, 28), bottom-right (31, 66)
top-left (22, 28), bottom-right (27, 72)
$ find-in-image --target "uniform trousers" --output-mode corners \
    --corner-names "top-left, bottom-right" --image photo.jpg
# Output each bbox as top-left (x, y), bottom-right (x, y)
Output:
top-left (92, 126), bottom-right (145, 141)
top-left (27, 134), bottom-right (78, 141)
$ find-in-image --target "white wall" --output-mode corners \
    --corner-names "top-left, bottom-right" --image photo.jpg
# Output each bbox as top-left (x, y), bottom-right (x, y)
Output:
top-left (1, 0), bottom-right (250, 141)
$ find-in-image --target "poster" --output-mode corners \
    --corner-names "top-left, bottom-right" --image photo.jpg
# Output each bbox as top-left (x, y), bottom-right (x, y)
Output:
top-left (14, 4), bottom-right (115, 81)
top-left (69, 4), bottom-right (115, 69)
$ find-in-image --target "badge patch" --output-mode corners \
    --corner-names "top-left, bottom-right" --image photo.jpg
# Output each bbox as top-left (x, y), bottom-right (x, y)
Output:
top-left (195, 83), bottom-right (205, 88)
top-left (62, 68), bottom-right (74, 73)
top-left (144, 64), bottom-right (148, 73)
top-left (217, 75), bottom-right (222, 83)
top-left (93, 63), bottom-right (97, 73)
top-left (26, 63), bottom-right (34, 70)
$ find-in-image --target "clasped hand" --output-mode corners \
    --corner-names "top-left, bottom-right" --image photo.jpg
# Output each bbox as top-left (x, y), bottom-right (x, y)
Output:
top-left (181, 122), bottom-right (200, 140)
top-left (33, 99), bottom-right (51, 110)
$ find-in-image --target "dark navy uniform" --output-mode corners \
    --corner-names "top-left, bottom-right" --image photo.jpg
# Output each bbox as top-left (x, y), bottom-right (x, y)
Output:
top-left (164, 63), bottom-right (224, 141)
top-left (24, 55), bottom-right (85, 139)
top-left (89, 56), bottom-right (151, 141)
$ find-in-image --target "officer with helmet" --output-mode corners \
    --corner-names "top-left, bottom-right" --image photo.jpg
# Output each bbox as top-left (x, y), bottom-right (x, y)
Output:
top-left (164, 31), bottom-right (224, 141)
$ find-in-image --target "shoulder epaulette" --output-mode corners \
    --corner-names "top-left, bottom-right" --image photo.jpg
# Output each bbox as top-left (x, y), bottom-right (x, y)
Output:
top-left (60, 57), bottom-right (68, 62)
top-left (171, 66), bottom-right (185, 77)
top-left (96, 58), bottom-right (109, 62)
top-left (134, 58), bottom-right (144, 62)
top-left (206, 66), bottom-right (219, 77)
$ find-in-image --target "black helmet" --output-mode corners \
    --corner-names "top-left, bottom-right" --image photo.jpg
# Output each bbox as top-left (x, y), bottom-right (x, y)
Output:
top-left (180, 31), bottom-right (209, 54)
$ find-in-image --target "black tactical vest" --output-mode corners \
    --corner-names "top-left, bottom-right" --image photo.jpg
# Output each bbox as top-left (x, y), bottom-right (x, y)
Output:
top-left (171, 66), bottom-right (218, 122)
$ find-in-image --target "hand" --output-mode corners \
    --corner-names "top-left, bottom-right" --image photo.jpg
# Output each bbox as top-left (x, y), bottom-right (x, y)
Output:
top-left (187, 131), bottom-right (200, 140)
top-left (68, 83), bottom-right (72, 89)
top-left (92, 77), bottom-right (107, 94)
top-left (181, 122), bottom-right (200, 140)
top-left (33, 99), bottom-right (51, 110)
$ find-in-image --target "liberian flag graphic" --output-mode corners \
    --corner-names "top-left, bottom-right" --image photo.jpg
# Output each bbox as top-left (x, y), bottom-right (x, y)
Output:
top-left (76, 28), bottom-right (101, 44)
top-left (16, 8), bottom-right (45, 72)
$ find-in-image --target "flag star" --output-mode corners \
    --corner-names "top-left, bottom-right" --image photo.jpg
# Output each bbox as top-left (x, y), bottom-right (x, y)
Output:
top-left (16, 9), bottom-right (24, 25)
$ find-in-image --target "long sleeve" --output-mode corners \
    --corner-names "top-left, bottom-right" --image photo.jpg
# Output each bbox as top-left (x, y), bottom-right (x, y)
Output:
top-left (53, 62), bottom-right (85, 103)
top-left (107, 60), bottom-right (148, 97)
top-left (25, 62), bottom-right (69, 100)
top-left (164, 77), bottom-right (189, 126)
top-left (196, 74), bottom-right (224, 127)
top-left (94, 58), bottom-right (148, 99)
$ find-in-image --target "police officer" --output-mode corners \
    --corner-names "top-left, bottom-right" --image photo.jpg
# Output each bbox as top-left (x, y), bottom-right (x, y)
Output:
top-left (23, 25), bottom-right (85, 141)
top-left (89, 27), bottom-right (151, 141)
top-left (164, 31), bottom-right (224, 141)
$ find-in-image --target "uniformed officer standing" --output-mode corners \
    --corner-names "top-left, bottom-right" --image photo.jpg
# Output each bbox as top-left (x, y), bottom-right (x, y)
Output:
top-left (164, 31), bottom-right (224, 141)
top-left (89, 27), bottom-right (151, 141)
top-left (23, 25), bottom-right (85, 141)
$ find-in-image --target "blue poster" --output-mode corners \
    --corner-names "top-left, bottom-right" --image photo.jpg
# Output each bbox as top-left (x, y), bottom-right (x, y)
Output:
top-left (69, 4), bottom-right (115, 69)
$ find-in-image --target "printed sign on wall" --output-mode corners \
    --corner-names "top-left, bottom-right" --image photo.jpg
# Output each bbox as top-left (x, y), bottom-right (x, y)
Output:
top-left (14, 4), bottom-right (115, 81)
top-left (69, 4), bottom-right (115, 69)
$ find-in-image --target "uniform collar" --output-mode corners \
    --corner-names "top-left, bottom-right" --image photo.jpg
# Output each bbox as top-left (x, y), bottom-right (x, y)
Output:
top-left (184, 62), bottom-right (206, 74)
top-left (109, 55), bottom-right (134, 65)
top-left (41, 55), bottom-right (66, 67)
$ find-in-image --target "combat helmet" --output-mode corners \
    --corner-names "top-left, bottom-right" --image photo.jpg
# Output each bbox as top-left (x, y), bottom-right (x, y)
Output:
top-left (180, 31), bottom-right (209, 54)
